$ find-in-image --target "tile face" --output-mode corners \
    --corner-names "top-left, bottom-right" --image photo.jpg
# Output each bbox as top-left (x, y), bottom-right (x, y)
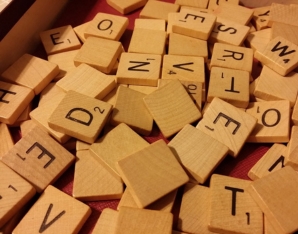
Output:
top-left (1, 126), bottom-right (75, 193)
top-left (269, 3), bottom-right (298, 27)
top-left (92, 208), bottom-right (118, 234)
top-left (252, 6), bottom-right (271, 31)
top-left (106, 0), bottom-right (147, 14)
top-left (115, 207), bottom-right (173, 234)
top-left (245, 28), bottom-right (272, 53)
top-left (143, 80), bottom-right (202, 138)
top-left (48, 90), bottom-right (112, 144)
top-left (39, 25), bottom-right (81, 55)
top-left (209, 174), bottom-right (263, 234)
top-left (116, 140), bottom-right (189, 208)
top-left (272, 22), bottom-right (298, 47)
top-left (207, 0), bottom-right (239, 11)
top-left (12, 185), bottom-right (91, 234)
top-left (286, 126), bottom-right (298, 170)
top-left (196, 97), bottom-right (257, 157)
top-left (0, 123), bottom-right (14, 159)
top-left (175, 0), bottom-right (209, 8)
top-left (0, 162), bottom-right (36, 228)
top-left (245, 100), bottom-right (290, 143)
top-left (248, 166), bottom-right (298, 234)
top-left (135, 19), bottom-right (166, 31)
top-left (168, 124), bottom-right (228, 184)
top-left (73, 21), bottom-right (90, 43)
top-left (254, 36), bottom-right (298, 76)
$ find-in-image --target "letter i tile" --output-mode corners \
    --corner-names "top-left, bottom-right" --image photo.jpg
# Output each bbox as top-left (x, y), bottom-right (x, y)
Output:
top-left (209, 174), bottom-right (263, 234)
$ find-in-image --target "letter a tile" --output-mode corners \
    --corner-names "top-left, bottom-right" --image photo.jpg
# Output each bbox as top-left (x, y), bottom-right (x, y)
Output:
top-left (209, 174), bottom-right (263, 234)
top-left (13, 185), bottom-right (91, 234)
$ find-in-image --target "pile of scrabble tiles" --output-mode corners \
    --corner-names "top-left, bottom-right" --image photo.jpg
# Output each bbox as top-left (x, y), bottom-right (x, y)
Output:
top-left (1, 0), bottom-right (298, 233)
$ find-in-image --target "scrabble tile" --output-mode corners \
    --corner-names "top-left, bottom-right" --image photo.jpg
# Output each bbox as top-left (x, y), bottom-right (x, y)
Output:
top-left (135, 18), bottom-right (166, 31)
top-left (268, 3), bottom-right (298, 27)
top-left (110, 86), bottom-right (153, 136)
top-left (196, 97), bottom-right (257, 157)
top-left (116, 140), bottom-right (188, 208)
top-left (89, 123), bottom-right (149, 179)
top-left (74, 36), bottom-right (122, 74)
top-left (92, 208), bottom-right (118, 234)
top-left (272, 22), bottom-right (298, 47)
top-left (115, 206), bottom-right (173, 234)
top-left (73, 21), bottom-right (90, 43)
top-left (107, 0), bottom-right (147, 15)
top-left (20, 120), bottom-right (37, 137)
top-left (177, 184), bottom-right (213, 234)
top-left (168, 124), bottom-right (228, 183)
top-left (140, 1), bottom-right (180, 21)
top-left (48, 90), bottom-right (112, 144)
top-left (172, 10), bottom-right (216, 40)
top-left (116, 52), bottom-right (162, 86)
top-left (207, 67), bottom-right (250, 108)
top-left (1, 54), bottom-right (59, 95)
top-left (252, 6), bottom-right (271, 31)
top-left (38, 83), bottom-right (65, 107)
top-left (209, 174), bottom-right (263, 234)
top-left (245, 28), bottom-right (272, 53)
top-left (0, 81), bottom-right (34, 125)
top-left (245, 100), bottom-right (290, 143)
top-left (248, 166), bottom-right (298, 234)
top-left (47, 50), bottom-right (79, 81)
top-left (213, 2), bottom-right (254, 25)
top-left (1, 126), bottom-right (75, 193)
top-left (168, 33), bottom-right (208, 60)
top-left (210, 43), bottom-right (253, 73)
top-left (175, 0), bottom-right (208, 8)
top-left (128, 28), bottom-right (166, 55)
top-left (128, 84), bottom-right (157, 94)
top-left (56, 63), bottom-right (116, 100)
top-left (12, 185), bottom-right (91, 234)
top-left (117, 188), bottom-right (177, 212)
top-left (39, 25), bottom-right (81, 55)
top-left (76, 140), bottom-right (91, 151)
top-left (84, 13), bottom-right (128, 41)
top-left (254, 36), bottom-right (298, 76)
top-left (180, 6), bottom-right (213, 14)
top-left (253, 66), bottom-right (298, 107)
top-left (0, 161), bottom-right (36, 228)
top-left (73, 150), bottom-right (123, 201)
top-left (102, 84), bottom-right (127, 107)
top-left (264, 216), bottom-right (279, 234)
top-left (292, 98), bottom-right (298, 125)
top-left (11, 103), bottom-right (32, 127)
top-left (144, 80), bottom-right (202, 138)
top-left (209, 17), bottom-right (250, 46)
top-left (30, 92), bottom-right (71, 144)
top-left (0, 123), bottom-right (14, 159)
top-left (285, 126), bottom-right (298, 170)
top-left (207, 0), bottom-right (239, 11)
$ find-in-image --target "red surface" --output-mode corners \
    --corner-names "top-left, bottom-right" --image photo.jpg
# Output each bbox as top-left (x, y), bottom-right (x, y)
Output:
top-left (28, 0), bottom-right (272, 233)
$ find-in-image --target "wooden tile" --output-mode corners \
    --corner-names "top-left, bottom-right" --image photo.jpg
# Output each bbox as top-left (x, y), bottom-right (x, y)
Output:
top-left (128, 28), bottom-right (166, 55)
top-left (207, 67), bottom-right (250, 108)
top-left (264, 216), bottom-right (279, 234)
top-left (248, 166), bottom-right (298, 234)
top-left (102, 83), bottom-right (127, 107)
top-left (73, 150), bottom-right (123, 201)
top-left (74, 36), bottom-right (122, 74)
top-left (30, 92), bottom-right (71, 144)
top-left (89, 123), bottom-right (149, 179)
top-left (73, 21), bottom-right (90, 43)
top-left (1, 126), bottom-right (75, 193)
top-left (117, 188), bottom-right (177, 212)
top-left (139, 1), bottom-right (180, 21)
top-left (285, 126), bottom-right (298, 170)
top-left (48, 90), bottom-right (112, 144)
top-left (213, 2), bottom-right (254, 25)
top-left (13, 185), bottom-right (91, 234)
top-left (272, 22), bottom-right (298, 46)
top-left (209, 174), bottom-right (263, 234)
top-left (110, 86), bottom-right (153, 136)
top-left (56, 63), bottom-right (116, 100)
top-left (245, 100), bottom-right (290, 143)
top-left (38, 82), bottom-right (65, 107)
top-left (84, 13), bottom-right (128, 41)
top-left (245, 28), bottom-right (272, 53)
top-left (0, 161), bottom-right (35, 228)
top-left (135, 18), bottom-right (166, 31)
top-left (172, 10), bottom-right (216, 40)
top-left (106, 0), bottom-right (146, 14)
top-left (116, 52), bottom-right (162, 86)
top-left (269, 3), bottom-right (298, 27)
top-left (207, 0), bottom-right (239, 11)
top-left (180, 6), bottom-right (213, 14)
top-left (115, 206), bottom-right (173, 234)
top-left (252, 6), bottom-right (271, 31)
top-left (0, 81), bottom-right (34, 125)
top-left (1, 54), bottom-right (59, 95)
top-left (253, 66), bottom-right (298, 107)
top-left (39, 25), bottom-right (81, 55)
top-left (210, 43), bottom-right (253, 73)
top-left (196, 97), bottom-right (257, 157)
top-left (175, 0), bottom-right (208, 8)
top-left (209, 17), bottom-right (250, 46)
top-left (177, 184), bottom-right (213, 234)
top-left (144, 80), bottom-right (202, 138)
top-left (47, 50), bottom-right (79, 81)
top-left (11, 103), bottom-right (32, 127)
top-left (0, 123), bottom-right (14, 159)
top-left (168, 124), bottom-right (228, 183)
top-left (128, 84), bottom-right (157, 94)
top-left (92, 208), bottom-right (118, 234)
top-left (20, 120), bottom-right (36, 137)
top-left (254, 36), bottom-right (298, 76)
top-left (76, 140), bottom-right (91, 151)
